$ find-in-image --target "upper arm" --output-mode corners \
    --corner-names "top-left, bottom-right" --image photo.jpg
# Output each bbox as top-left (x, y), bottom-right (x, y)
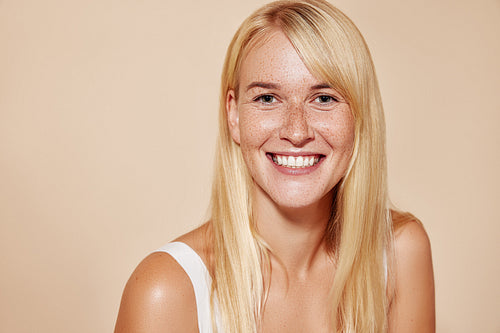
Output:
top-left (388, 221), bottom-right (435, 333)
top-left (114, 252), bottom-right (199, 333)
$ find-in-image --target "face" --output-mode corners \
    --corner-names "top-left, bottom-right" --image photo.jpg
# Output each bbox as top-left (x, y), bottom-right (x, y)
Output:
top-left (227, 30), bottom-right (355, 209)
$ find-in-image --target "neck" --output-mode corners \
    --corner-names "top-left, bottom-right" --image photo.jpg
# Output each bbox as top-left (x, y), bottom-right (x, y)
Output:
top-left (253, 187), bottom-right (334, 277)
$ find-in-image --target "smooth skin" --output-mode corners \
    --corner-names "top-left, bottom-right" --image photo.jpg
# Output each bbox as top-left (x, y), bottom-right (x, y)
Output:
top-left (114, 30), bottom-right (435, 333)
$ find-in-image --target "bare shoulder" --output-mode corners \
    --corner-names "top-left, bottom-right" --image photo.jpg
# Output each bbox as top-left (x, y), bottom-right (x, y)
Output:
top-left (114, 250), bottom-right (198, 332)
top-left (114, 223), bottom-right (214, 333)
top-left (394, 220), bottom-right (432, 260)
top-left (389, 220), bottom-right (435, 332)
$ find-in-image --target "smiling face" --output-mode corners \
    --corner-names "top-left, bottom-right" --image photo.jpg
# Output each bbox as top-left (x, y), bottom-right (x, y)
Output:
top-left (226, 30), bottom-right (355, 209)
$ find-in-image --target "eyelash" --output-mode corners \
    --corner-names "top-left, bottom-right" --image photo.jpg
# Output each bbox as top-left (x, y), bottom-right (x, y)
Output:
top-left (254, 94), bottom-right (277, 104)
top-left (313, 95), bottom-right (338, 104)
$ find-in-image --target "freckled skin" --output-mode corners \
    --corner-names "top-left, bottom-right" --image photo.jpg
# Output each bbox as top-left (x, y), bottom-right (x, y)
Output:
top-left (227, 30), bottom-right (355, 210)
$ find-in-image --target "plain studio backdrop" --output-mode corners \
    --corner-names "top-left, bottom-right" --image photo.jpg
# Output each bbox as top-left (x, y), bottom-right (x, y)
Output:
top-left (1, 0), bottom-right (499, 332)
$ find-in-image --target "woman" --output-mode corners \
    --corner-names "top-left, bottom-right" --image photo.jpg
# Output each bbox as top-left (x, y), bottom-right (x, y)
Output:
top-left (114, 0), bottom-right (435, 332)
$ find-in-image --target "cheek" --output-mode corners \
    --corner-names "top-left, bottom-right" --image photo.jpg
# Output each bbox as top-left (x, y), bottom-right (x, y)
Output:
top-left (315, 111), bottom-right (355, 151)
top-left (239, 110), bottom-right (281, 148)
top-left (336, 120), bottom-right (355, 151)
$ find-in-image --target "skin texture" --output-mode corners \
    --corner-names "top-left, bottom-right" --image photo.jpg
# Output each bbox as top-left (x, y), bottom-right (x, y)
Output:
top-left (114, 30), bottom-right (435, 332)
top-left (389, 222), bottom-right (435, 332)
top-left (227, 30), bottom-right (355, 211)
top-left (114, 251), bottom-right (199, 333)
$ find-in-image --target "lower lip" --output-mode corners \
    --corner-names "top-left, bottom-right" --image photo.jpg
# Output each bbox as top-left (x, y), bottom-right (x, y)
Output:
top-left (267, 155), bottom-right (323, 175)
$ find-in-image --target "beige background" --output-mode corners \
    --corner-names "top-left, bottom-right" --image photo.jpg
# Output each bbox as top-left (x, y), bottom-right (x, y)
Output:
top-left (1, 0), bottom-right (499, 332)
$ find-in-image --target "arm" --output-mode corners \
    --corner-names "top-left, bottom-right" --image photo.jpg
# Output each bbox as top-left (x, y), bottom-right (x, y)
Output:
top-left (114, 252), bottom-right (199, 333)
top-left (388, 221), bottom-right (436, 332)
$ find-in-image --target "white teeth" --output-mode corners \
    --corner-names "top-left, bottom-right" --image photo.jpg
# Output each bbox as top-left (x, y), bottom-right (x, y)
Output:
top-left (271, 154), bottom-right (320, 168)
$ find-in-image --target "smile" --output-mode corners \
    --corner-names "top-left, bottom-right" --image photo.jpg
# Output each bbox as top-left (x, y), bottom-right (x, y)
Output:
top-left (269, 153), bottom-right (321, 168)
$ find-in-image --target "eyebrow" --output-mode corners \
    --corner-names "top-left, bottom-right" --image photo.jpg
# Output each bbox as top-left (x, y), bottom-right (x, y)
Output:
top-left (245, 82), bottom-right (281, 91)
top-left (311, 83), bottom-right (332, 90)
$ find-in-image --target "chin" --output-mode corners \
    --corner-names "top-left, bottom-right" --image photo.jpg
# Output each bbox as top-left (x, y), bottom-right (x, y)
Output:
top-left (265, 187), bottom-right (334, 211)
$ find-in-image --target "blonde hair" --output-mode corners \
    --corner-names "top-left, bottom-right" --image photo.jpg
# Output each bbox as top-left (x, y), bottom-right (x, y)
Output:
top-left (210, 0), bottom-right (394, 331)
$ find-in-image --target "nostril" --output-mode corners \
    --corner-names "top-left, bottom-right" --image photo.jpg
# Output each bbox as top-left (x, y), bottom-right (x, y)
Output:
top-left (279, 115), bottom-right (314, 145)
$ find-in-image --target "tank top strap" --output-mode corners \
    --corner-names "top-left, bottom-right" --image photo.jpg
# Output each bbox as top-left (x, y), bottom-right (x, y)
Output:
top-left (155, 242), bottom-right (213, 333)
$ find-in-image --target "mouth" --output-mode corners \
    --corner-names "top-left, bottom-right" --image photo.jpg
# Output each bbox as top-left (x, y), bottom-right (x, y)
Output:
top-left (266, 153), bottom-right (324, 169)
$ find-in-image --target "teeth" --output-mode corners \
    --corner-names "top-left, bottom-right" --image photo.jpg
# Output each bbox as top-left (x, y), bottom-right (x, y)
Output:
top-left (271, 154), bottom-right (320, 168)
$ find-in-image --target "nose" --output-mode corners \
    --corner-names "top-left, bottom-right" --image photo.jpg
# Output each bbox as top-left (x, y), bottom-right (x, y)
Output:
top-left (279, 102), bottom-right (314, 146)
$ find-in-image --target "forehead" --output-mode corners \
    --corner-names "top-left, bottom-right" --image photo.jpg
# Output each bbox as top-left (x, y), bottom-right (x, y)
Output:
top-left (239, 30), bottom-right (322, 88)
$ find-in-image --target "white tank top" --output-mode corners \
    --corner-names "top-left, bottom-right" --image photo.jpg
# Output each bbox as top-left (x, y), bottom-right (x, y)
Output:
top-left (155, 242), bottom-right (220, 333)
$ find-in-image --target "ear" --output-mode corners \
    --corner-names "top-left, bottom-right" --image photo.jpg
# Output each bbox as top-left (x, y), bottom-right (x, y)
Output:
top-left (226, 89), bottom-right (241, 144)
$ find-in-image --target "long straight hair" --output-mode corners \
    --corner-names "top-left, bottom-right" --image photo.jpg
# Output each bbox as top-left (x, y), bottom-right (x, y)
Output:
top-left (210, 1), bottom-right (393, 331)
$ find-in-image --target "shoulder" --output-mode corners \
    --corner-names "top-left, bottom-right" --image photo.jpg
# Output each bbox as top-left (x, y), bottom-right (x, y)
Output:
top-left (114, 249), bottom-right (198, 332)
top-left (114, 223), bottom-right (214, 333)
top-left (175, 222), bottom-right (214, 272)
top-left (389, 219), bottom-right (435, 332)
top-left (394, 219), bottom-right (432, 261)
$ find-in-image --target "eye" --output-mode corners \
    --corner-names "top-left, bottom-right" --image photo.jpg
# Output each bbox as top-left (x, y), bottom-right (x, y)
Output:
top-left (314, 95), bottom-right (338, 104)
top-left (254, 94), bottom-right (277, 104)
